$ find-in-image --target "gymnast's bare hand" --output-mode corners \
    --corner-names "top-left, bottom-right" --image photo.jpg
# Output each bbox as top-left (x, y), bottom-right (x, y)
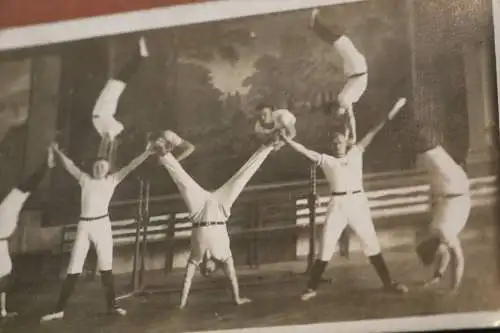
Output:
top-left (347, 135), bottom-right (356, 146)
top-left (423, 276), bottom-right (441, 288)
top-left (153, 139), bottom-right (172, 156)
top-left (49, 142), bottom-right (61, 153)
top-left (235, 297), bottom-right (252, 306)
top-left (280, 132), bottom-right (293, 144)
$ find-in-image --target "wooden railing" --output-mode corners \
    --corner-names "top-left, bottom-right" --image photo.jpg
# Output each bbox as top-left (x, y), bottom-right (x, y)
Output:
top-left (296, 175), bottom-right (498, 228)
top-left (60, 170), bottom-right (498, 272)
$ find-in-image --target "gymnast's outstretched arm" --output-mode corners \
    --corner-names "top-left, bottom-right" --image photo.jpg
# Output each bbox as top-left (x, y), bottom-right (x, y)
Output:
top-left (51, 143), bottom-right (88, 181)
top-left (175, 139), bottom-right (195, 162)
top-left (113, 142), bottom-right (155, 184)
top-left (281, 135), bottom-right (322, 164)
top-left (357, 98), bottom-right (406, 152)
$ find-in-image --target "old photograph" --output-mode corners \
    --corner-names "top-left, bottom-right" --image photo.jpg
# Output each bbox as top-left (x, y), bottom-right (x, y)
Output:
top-left (0, 0), bottom-right (498, 332)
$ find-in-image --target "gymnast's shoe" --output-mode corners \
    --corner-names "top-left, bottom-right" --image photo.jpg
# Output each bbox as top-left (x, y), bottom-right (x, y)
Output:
top-left (309, 8), bottom-right (320, 29)
top-left (0, 311), bottom-right (18, 319)
top-left (235, 297), bottom-right (252, 306)
top-left (300, 289), bottom-right (318, 301)
top-left (108, 306), bottom-right (127, 316)
top-left (139, 36), bottom-right (149, 58)
top-left (384, 281), bottom-right (408, 294)
top-left (40, 311), bottom-right (64, 322)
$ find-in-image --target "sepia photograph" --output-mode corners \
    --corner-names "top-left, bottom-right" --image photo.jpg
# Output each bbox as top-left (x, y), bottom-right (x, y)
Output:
top-left (0, 0), bottom-right (498, 332)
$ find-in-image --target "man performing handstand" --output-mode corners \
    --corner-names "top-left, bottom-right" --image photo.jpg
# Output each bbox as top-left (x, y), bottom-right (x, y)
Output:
top-left (413, 122), bottom-right (471, 293)
top-left (0, 149), bottom-right (54, 318)
top-left (254, 103), bottom-right (297, 150)
top-left (310, 8), bottom-right (368, 144)
top-left (92, 36), bottom-right (149, 161)
top-left (154, 130), bottom-right (285, 308)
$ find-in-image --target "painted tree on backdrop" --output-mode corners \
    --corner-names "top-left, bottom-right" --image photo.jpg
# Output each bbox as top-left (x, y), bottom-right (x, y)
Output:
top-left (161, 22), bottom-right (258, 188)
top-left (173, 21), bottom-right (255, 136)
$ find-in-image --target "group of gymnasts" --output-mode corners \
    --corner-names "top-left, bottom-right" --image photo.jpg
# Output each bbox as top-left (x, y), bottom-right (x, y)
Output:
top-left (0, 8), bottom-right (470, 323)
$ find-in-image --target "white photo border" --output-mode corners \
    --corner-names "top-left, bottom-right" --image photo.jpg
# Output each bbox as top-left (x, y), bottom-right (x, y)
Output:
top-left (0, 0), bottom-right (363, 51)
top-left (1, 0), bottom-right (500, 332)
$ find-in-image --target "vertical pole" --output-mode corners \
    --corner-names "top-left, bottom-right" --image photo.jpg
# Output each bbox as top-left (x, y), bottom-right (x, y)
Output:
top-left (164, 212), bottom-right (176, 274)
top-left (132, 178), bottom-right (144, 291)
top-left (254, 200), bottom-right (261, 269)
top-left (138, 170), bottom-right (151, 288)
top-left (133, 133), bottom-right (150, 290)
top-left (138, 132), bottom-right (152, 289)
top-left (307, 163), bottom-right (317, 271)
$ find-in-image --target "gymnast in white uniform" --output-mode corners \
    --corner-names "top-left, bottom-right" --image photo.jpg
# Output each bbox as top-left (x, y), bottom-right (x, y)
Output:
top-left (310, 8), bottom-right (368, 144)
top-left (154, 130), bottom-right (282, 308)
top-left (41, 141), bottom-right (154, 322)
top-left (0, 149), bottom-right (54, 318)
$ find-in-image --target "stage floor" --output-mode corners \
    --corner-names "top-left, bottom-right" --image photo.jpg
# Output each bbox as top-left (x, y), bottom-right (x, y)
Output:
top-left (3, 223), bottom-right (500, 333)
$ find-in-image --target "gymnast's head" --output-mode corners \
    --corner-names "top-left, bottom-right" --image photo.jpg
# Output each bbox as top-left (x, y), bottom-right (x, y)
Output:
top-left (200, 251), bottom-right (221, 278)
top-left (255, 103), bottom-right (274, 122)
top-left (329, 123), bottom-right (350, 157)
top-left (93, 158), bottom-right (110, 179)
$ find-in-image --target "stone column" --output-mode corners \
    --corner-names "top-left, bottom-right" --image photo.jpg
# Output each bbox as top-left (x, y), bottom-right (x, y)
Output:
top-left (410, 0), bottom-right (493, 167)
top-left (23, 56), bottom-right (61, 189)
top-left (6, 56), bottom-right (62, 255)
top-left (48, 40), bottom-right (109, 226)
top-left (463, 39), bottom-right (498, 165)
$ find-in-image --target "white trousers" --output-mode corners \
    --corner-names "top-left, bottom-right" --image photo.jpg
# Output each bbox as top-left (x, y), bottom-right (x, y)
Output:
top-left (319, 193), bottom-right (381, 261)
top-left (92, 80), bottom-right (126, 140)
top-left (159, 145), bottom-right (273, 264)
top-left (0, 241), bottom-right (11, 278)
top-left (0, 189), bottom-right (30, 239)
top-left (67, 217), bottom-right (113, 274)
top-left (338, 73), bottom-right (368, 107)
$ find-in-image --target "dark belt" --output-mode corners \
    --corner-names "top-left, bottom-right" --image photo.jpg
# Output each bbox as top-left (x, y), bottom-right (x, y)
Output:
top-left (347, 72), bottom-right (367, 79)
top-left (436, 193), bottom-right (467, 199)
top-left (192, 221), bottom-right (226, 228)
top-left (80, 214), bottom-right (109, 221)
top-left (332, 190), bottom-right (362, 196)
